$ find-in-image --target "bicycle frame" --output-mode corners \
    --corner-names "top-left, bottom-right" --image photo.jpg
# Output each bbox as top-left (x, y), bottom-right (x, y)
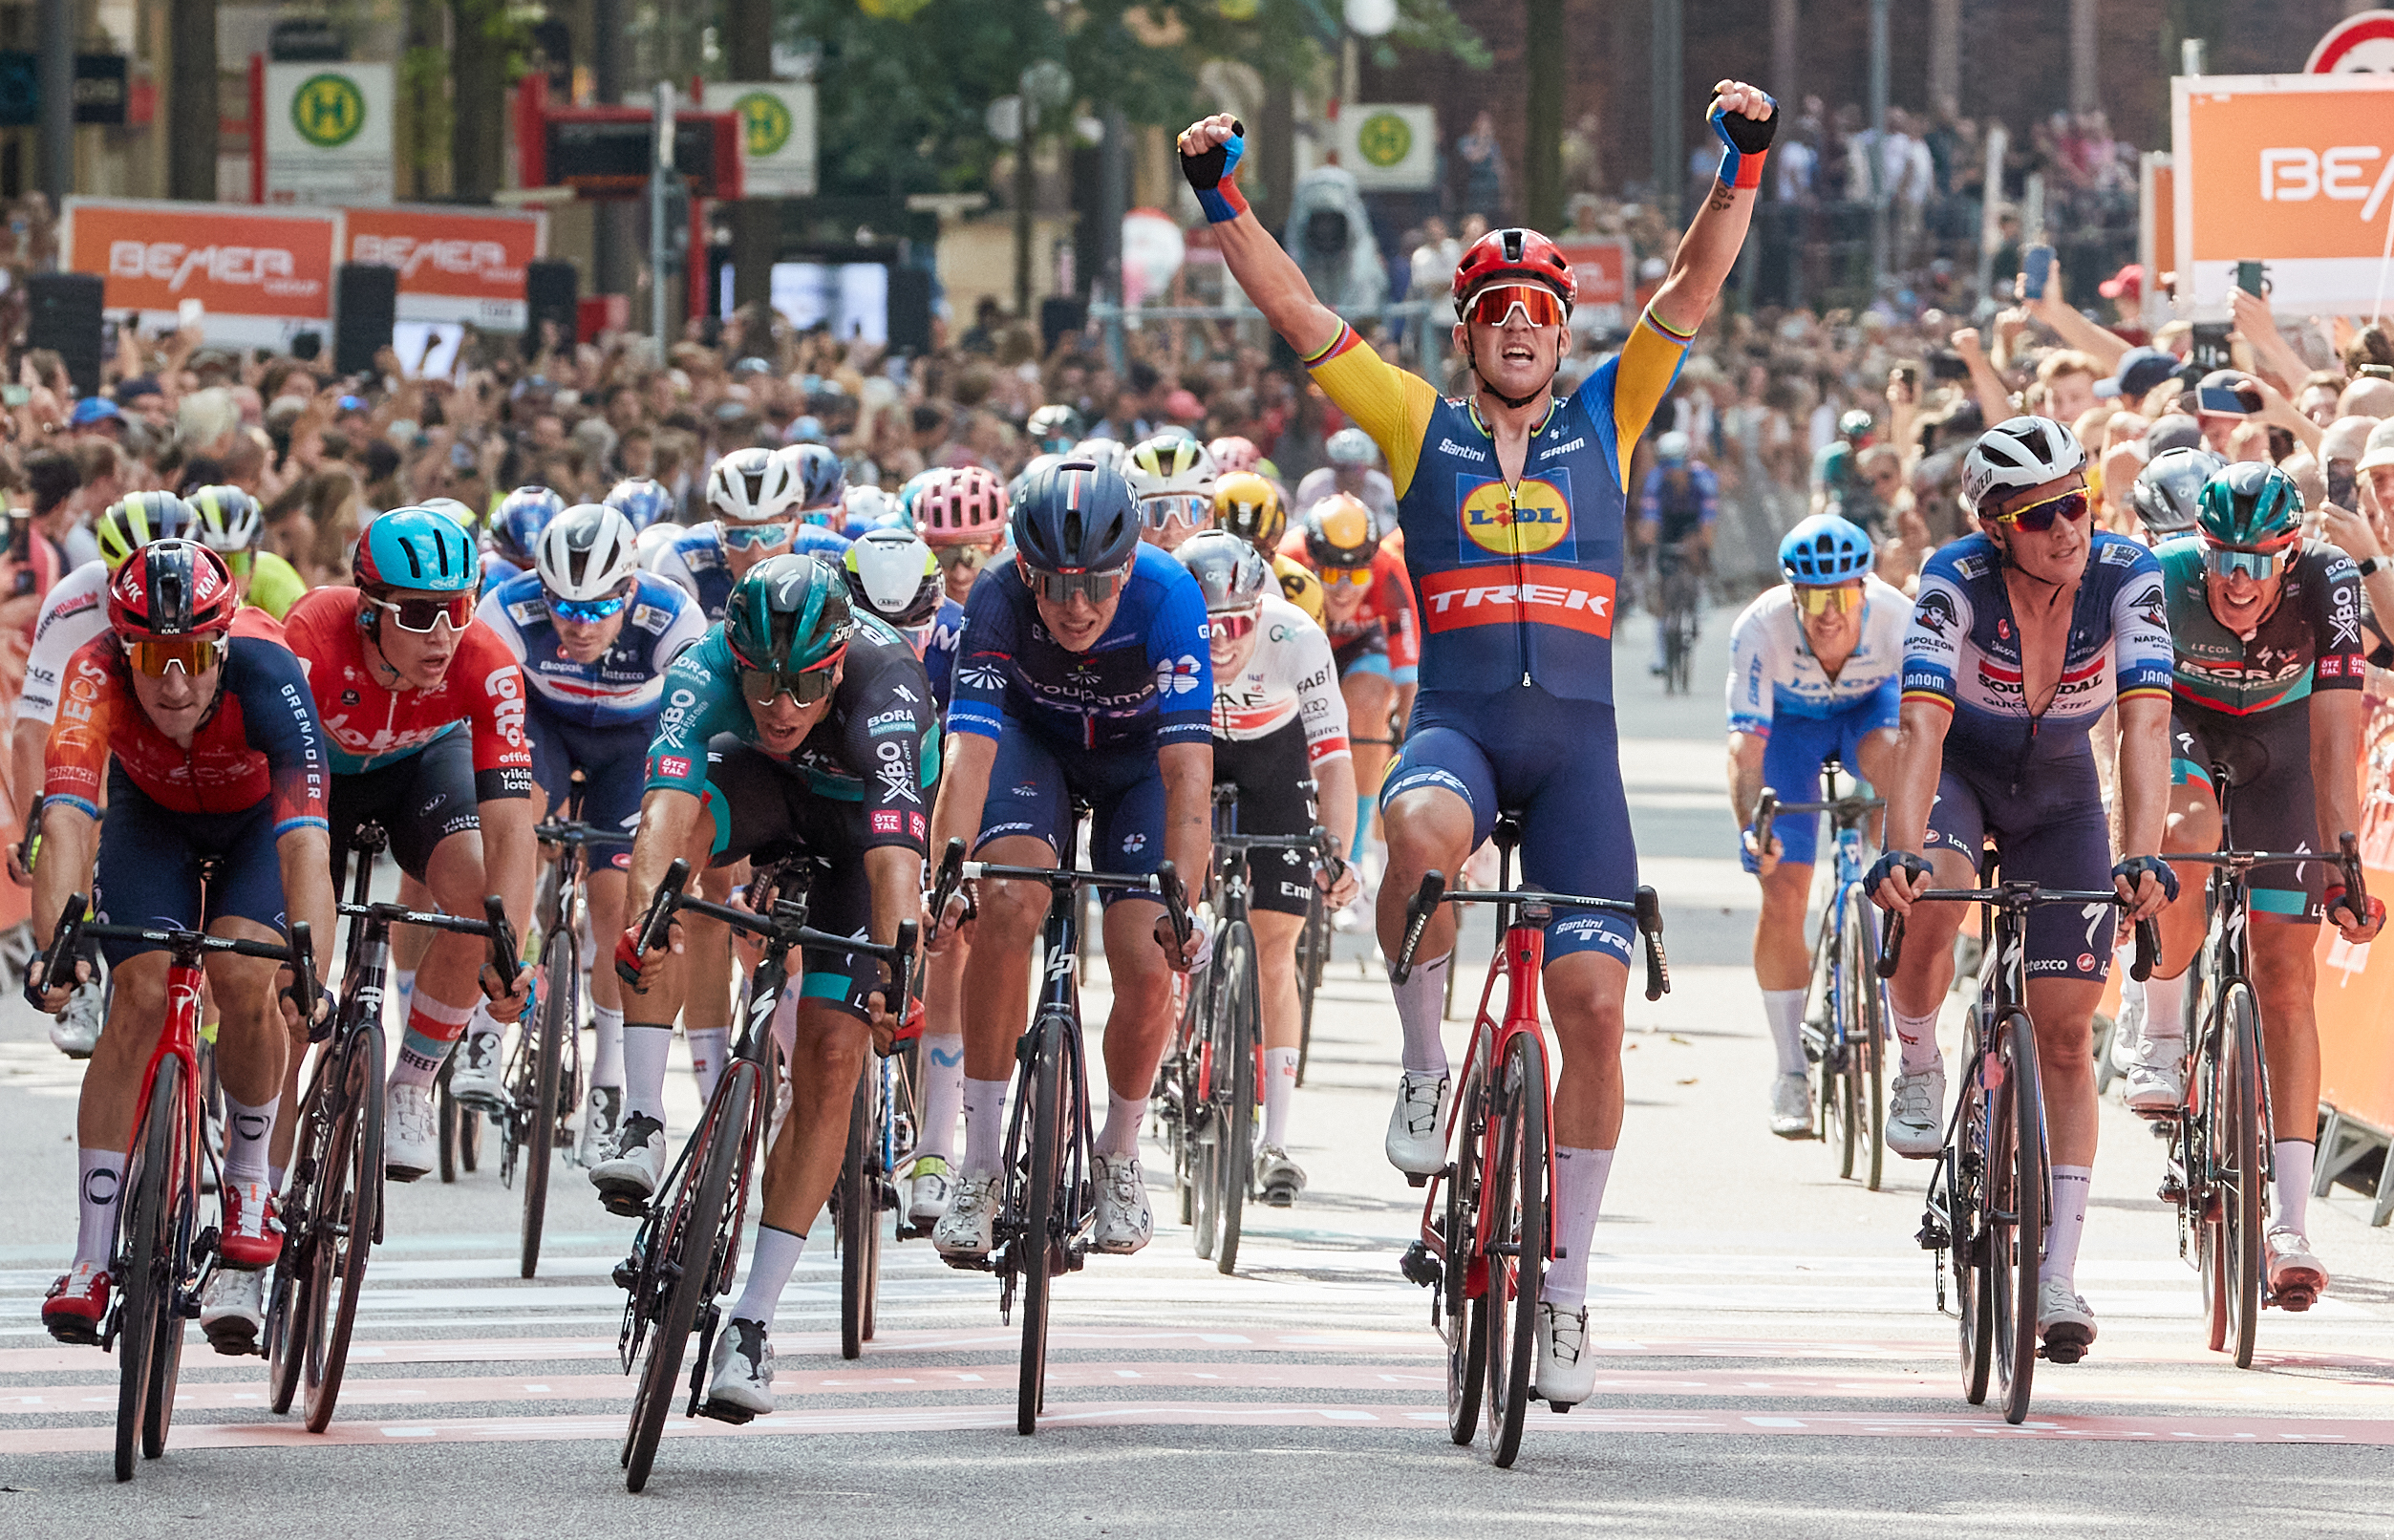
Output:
top-left (1756, 763), bottom-right (1886, 1075)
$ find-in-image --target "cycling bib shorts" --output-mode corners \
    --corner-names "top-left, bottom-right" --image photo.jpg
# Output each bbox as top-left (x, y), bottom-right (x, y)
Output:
top-left (328, 729), bottom-right (482, 891)
top-left (1756, 695), bottom-right (1897, 870)
top-left (2170, 701), bottom-right (2324, 918)
top-left (94, 769), bottom-right (289, 968)
top-left (975, 721), bottom-right (1169, 908)
top-left (1213, 719), bottom-right (1319, 918)
top-left (527, 701), bottom-right (647, 857)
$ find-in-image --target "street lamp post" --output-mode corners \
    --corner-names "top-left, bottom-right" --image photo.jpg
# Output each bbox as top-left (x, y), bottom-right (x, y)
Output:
top-left (652, 81), bottom-right (674, 350)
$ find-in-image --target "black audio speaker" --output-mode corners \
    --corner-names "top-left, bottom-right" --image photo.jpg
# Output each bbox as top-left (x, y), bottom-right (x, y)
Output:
top-left (332, 263), bottom-right (397, 378)
top-left (887, 264), bottom-right (932, 354)
top-left (524, 259), bottom-right (578, 353)
top-left (1038, 295), bottom-right (1086, 357)
top-left (27, 271), bottom-right (105, 397)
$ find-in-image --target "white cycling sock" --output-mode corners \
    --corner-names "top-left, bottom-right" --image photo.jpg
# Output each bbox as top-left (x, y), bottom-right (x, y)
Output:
top-left (75, 1148), bottom-right (125, 1267)
top-left (391, 991), bottom-right (474, 1089)
top-left (1262, 1047), bottom-right (1299, 1148)
top-left (391, 969), bottom-right (416, 1023)
top-left (1097, 1092), bottom-right (1146, 1158)
top-left (1391, 953), bottom-right (1451, 1076)
top-left (916, 1035), bottom-right (966, 1164)
top-left (962, 1077), bottom-right (1009, 1173)
top-left (590, 1005), bottom-right (625, 1089)
top-left (731, 1225), bottom-right (806, 1328)
top-left (2140, 972), bottom-right (2187, 1052)
top-left (1538, 1145), bottom-right (1614, 1310)
top-left (688, 1028), bottom-right (731, 1104)
top-left (1762, 988), bottom-right (1807, 1078)
top-left (621, 1023), bottom-right (674, 1126)
top-left (2045, 1165), bottom-right (2092, 1294)
top-left (1891, 1002), bottom-right (1941, 1076)
top-left (2274, 1140), bottom-right (2315, 1234)
top-left (223, 1093), bottom-right (277, 1186)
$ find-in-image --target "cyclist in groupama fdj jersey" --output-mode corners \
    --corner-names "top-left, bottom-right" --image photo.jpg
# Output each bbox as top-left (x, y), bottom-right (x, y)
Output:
top-left (1182, 80), bottom-right (1777, 1405)
top-left (1726, 513), bottom-right (1909, 1136)
top-left (1865, 416), bottom-right (2178, 1363)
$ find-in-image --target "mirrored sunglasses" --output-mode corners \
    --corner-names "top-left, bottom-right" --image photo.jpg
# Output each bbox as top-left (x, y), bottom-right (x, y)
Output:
top-left (1989, 487), bottom-right (2091, 533)
top-left (1139, 492), bottom-right (1212, 531)
top-left (1464, 284), bottom-right (1568, 330)
top-left (720, 523), bottom-right (794, 550)
top-left (122, 634), bottom-right (223, 677)
top-left (933, 543), bottom-right (991, 572)
top-left (1201, 609), bottom-right (1260, 642)
top-left (1022, 564), bottom-right (1130, 605)
top-left (1793, 584), bottom-right (1863, 616)
top-left (1318, 564), bottom-right (1374, 588)
top-left (547, 588), bottom-right (632, 624)
top-left (375, 593), bottom-right (475, 633)
top-left (739, 655), bottom-right (842, 706)
top-left (2202, 543), bottom-right (2291, 581)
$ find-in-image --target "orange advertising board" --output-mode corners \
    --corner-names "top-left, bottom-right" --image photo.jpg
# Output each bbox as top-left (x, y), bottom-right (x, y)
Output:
top-left (61, 198), bottom-right (339, 348)
top-left (1557, 238), bottom-right (1633, 332)
top-left (342, 205), bottom-right (546, 330)
top-left (2172, 74), bottom-right (2394, 315)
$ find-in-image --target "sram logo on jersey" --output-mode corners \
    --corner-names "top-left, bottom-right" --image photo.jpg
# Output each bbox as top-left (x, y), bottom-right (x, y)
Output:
top-left (1457, 475), bottom-right (1572, 560)
top-left (1418, 565), bottom-right (1615, 638)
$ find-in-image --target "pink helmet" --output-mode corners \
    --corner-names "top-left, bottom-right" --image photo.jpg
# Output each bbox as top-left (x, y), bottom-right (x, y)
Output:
top-left (1207, 435), bottom-right (1261, 475)
top-left (918, 464), bottom-right (1008, 541)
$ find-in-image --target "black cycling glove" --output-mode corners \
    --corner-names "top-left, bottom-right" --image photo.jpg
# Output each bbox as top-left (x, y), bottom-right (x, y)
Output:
top-left (1864, 849), bottom-right (1931, 901)
top-left (2111, 854), bottom-right (2179, 907)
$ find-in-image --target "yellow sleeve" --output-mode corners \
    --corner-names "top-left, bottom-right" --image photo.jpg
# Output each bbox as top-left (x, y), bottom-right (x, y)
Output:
top-left (1303, 324), bottom-right (1442, 500)
top-left (245, 551), bottom-right (308, 621)
top-left (1603, 304), bottom-right (1697, 475)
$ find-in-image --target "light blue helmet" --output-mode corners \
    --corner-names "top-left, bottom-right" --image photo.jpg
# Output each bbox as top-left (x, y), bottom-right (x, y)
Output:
top-left (1778, 513), bottom-right (1873, 587)
top-left (603, 477), bottom-right (675, 531)
top-left (356, 506), bottom-right (481, 594)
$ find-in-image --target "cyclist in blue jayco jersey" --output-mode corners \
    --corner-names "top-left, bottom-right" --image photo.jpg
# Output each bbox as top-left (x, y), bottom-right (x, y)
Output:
top-left (1726, 513), bottom-right (1910, 1137)
top-left (1867, 416), bottom-right (2178, 1365)
top-left (926, 460), bottom-right (1214, 1265)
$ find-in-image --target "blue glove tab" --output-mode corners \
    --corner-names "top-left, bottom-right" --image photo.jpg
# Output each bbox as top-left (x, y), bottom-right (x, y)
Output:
top-left (1179, 122), bottom-right (1250, 224)
top-left (2112, 854), bottom-right (2180, 907)
top-left (1711, 91), bottom-right (1778, 190)
top-left (1740, 824), bottom-right (1762, 875)
top-left (1864, 848), bottom-right (1931, 900)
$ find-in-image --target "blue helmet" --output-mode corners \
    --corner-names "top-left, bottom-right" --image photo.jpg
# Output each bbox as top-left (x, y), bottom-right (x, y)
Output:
top-left (1011, 459), bottom-right (1141, 574)
top-left (491, 485), bottom-right (566, 566)
top-left (604, 477), bottom-right (675, 531)
top-left (356, 506), bottom-right (481, 594)
top-left (1778, 513), bottom-right (1873, 587)
top-left (895, 468), bottom-right (944, 524)
top-left (783, 442), bottom-right (847, 523)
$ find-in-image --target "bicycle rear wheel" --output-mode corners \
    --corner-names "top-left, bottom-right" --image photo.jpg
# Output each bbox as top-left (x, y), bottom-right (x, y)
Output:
top-left (1017, 1013), bottom-right (1068, 1436)
top-left (521, 938), bottom-right (572, 1279)
top-left (304, 1027), bottom-right (383, 1433)
top-left (114, 1059), bottom-right (182, 1482)
top-left (1483, 1032), bottom-right (1549, 1469)
top-left (1208, 923), bottom-right (1258, 1276)
top-left (1294, 886), bottom-right (1326, 1086)
top-left (1443, 1059), bottom-right (1488, 1446)
top-left (2216, 983), bottom-right (2266, 1367)
top-left (839, 1057), bottom-right (876, 1360)
top-left (1843, 888), bottom-right (1887, 1191)
top-left (624, 1065), bottom-right (750, 1492)
top-left (1989, 1011), bottom-right (2043, 1424)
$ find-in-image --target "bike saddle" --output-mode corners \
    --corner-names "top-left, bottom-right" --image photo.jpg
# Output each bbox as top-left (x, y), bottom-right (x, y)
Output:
top-left (1493, 810), bottom-right (1525, 853)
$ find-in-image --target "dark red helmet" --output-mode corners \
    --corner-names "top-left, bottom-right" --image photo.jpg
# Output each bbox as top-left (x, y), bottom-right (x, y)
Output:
top-left (1452, 227), bottom-right (1576, 310)
top-left (109, 539), bottom-right (237, 639)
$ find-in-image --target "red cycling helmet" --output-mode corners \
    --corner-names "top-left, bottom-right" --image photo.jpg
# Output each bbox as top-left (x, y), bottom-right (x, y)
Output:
top-left (1451, 227), bottom-right (1577, 310)
top-left (918, 464), bottom-right (1008, 541)
top-left (109, 538), bottom-right (238, 639)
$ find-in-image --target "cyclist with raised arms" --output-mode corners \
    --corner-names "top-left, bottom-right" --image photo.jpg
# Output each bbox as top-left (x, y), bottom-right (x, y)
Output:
top-left (484, 485), bottom-right (565, 596)
top-left (2125, 461), bottom-right (2384, 1308)
top-left (32, 542), bottom-right (335, 1352)
top-left (1296, 427), bottom-right (1399, 536)
top-left (282, 508), bottom-right (537, 1181)
top-left (1865, 416), bottom-right (2177, 1363)
top-left (1182, 79), bottom-right (1774, 1406)
top-left (1179, 529), bottom-right (1359, 1202)
top-left (611, 555), bottom-right (934, 1416)
top-left (1726, 513), bottom-right (1910, 1135)
top-left (461, 503), bottom-right (706, 1158)
top-left (924, 460), bottom-right (1213, 1263)
top-left (1215, 470), bottom-right (1325, 625)
top-left (1279, 494), bottom-right (1418, 865)
top-left (1029, 404), bottom-right (1087, 457)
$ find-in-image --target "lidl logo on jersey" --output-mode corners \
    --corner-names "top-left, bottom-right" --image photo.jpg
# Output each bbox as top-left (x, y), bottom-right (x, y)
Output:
top-left (1458, 474), bottom-right (1573, 563)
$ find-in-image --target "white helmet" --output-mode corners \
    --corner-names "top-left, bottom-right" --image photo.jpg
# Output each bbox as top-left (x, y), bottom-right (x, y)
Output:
top-left (843, 483), bottom-right (902, 531)
top-left (634, 521), bottom-right (683, 571)
top-left (706, 445), bottom-right (797, 525)
top-left (1961, 416), bottom-right (2088, 516)
top-left (536, 503), bottom-right (641, 602)
top-left (842, 527), bottom-right (943, 628)
top-left (419, 497), bottom-right (478, 532)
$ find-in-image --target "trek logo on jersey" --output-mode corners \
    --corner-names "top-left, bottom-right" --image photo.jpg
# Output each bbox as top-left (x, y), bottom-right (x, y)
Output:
top-left (1459, 476), bottom-right (1572, 560)
top-left (1155, 654), bottom-right (1205, 695)
top-left (1418, 564), bottom-right (1615, 638)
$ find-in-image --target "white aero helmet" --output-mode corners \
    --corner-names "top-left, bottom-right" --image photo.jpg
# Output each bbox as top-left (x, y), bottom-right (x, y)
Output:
top-left (633, 520), bottom-right (683, 571)
top-left (536, 503), bottom-right (642, 603)
top-left (1961, 416), bottom-right (2088, 516)
top-left (706, 445), bottom-right (796, 525)
top-left (842, 526), bottom-right (943, 628)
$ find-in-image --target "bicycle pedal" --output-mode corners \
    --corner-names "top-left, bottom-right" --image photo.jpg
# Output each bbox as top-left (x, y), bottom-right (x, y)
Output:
top-left (1404, 1172), bottom-right (1428, 1189)
top-left (2157, 1174), bottom-right (2184, 1203)
top-left (695, 1399), bottom-right (757, 1426)
top-left (2273, 1287), bottom-right (2318, 1314)
top-left (597, 1191), bottom-right (651, 1220)
top-left (1399, 1240), bottom-right (1441, 1287)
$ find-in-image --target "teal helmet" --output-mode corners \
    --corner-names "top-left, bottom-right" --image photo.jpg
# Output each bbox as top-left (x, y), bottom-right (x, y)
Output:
top-left (355, 506), bottom-right (480, 593)
top-left (723, 553), bottom-right (854, 674)
top-left (2194, 461), bottom-right (2303, 552)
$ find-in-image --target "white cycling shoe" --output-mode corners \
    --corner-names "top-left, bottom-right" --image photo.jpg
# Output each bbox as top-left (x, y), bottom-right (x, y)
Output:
top-left (1253, 1144), bottom-right (1306, 1208)
top-left (1768, 1073), bottom-right (1812, 1138)
top-left (2123, 1032), bottom-right (2184, 1115)
top-left (908, 1155), bottom-right (955, 1228)
top-left (1385, 1071), bottom-right (1451, 1177)
top-left (590, 1114), bottom-right (668, 1208)
top-left (576, 1084), bottom-right (622, 1167)
top-left (199, 1266), bottom-right (265, 1355)
top-left (932, 1168), bottom-right (1003, 1261)
top-left (2037, 1279), bottom-right (2097, 1363)
top-left (1533, 1301), bottom-right (1596, 1408)
top-left (1091, 1153), bottom-right (1153, 1253)
top-left (2267, 1227), bottom-right (2328, 1309)
top-left (706, 1317), bottom-right (776, 1417)
top-left (447, 1030), bottom-right (507, 1110)
top-left (384, 1083), bottom-right (439, 1183)
top-left (49, 977), bottom-right (104, 1059)
top-left (1886, 1061), bottom-right (1946, 1159)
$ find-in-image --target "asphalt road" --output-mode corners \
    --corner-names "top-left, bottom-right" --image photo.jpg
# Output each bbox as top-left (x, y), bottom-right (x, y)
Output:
top-left (7, 606), bottom-right (2394, 1537)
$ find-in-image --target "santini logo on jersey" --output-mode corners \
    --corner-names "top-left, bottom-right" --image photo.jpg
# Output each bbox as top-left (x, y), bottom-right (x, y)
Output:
top-left (1418, 565), bottom-right (1615, 638)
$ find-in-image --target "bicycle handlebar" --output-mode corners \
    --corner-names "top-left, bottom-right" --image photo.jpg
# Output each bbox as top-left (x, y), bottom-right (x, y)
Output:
top-left (1875, 887), bottom-right (2158, 983)
top-left (619, 855), bottom-right (920, 1009)
top-left (28, 900), bottom-right (319, 1020)
top-left (534, 819), bottom-right (636, 848)
top-left (1390, 871), bottom-right (1673, 1000)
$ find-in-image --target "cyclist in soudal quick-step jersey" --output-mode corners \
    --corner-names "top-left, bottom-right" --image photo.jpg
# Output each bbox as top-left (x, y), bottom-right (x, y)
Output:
top-left (1182, 80), bottom-right (1777, 1405)
top-left (1865, 417), bottom-right (2178, 1364)
top-left (1179, 530), bottom-right (1359, 1203)
top-left (779, 442), bottom-right (862, 565)
top-left (282, 508), bottom-right (537, 1183)
top-left (484, 485), bottom-right (565, 598)
top-left (1726, 513), bottom-right (1910, 1137)
top-left (463, 503), bottom-right (706, 1160)
top-left (32, 542), bottom-right (336, 1355)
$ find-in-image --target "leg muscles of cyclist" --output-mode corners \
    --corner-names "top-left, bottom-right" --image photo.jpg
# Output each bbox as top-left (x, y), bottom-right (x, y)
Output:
top-left (757, 998), bottom-right (869, 1237)
top-left (391, 828), bottom-right (498, 1088)
top-left (2155, 779), bottom-right (2221, 981)
top-left (1377, 784), bottom-right (1473, 1075)
top-left (1754, 862), bottom-right (1814, 992)
top-left (2251, 919), bottom-right (2321, 1143)
top-left (1881, 845), bottom-right (1977, 1045)
top-left (1095, 896), bottom-right (1174, 1155)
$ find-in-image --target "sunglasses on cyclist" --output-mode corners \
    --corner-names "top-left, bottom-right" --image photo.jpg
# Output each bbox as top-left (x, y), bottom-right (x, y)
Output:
top-left (1318, 564), bottom-right (1374, 588)
top-left (2202, 542), bottom-right (2292, 581)
top-left (719, 523), bottom-right (793, 551)
top-left (1987, 486), bottom-right (2091, 533)
top-left (547, 587), bottom-right (633, 624)
top-left (1464, 284), bottom-right (1569, 331)
top-left (374, 593), bottom-right (476, 633)
top-left (738, 652), bottom-right (844, 706)
top-left (1793, 583), bottom-right (1864, 616)
top-left (1139, 492), bottom-right (1212, 530)
top-left (1201, 608), bottom-right (1260, 643)
top-left (121, 634), bottom-right (223, 677)
top-left (1022, 563), bottom-right (1131, 606)
top-left (933, 543), bottom-right (992, 572)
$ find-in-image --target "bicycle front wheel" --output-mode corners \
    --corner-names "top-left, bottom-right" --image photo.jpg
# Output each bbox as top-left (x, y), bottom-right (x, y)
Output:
top-left (522, 949), bottom-right (573, 1278)
top-left (2216, 983), bottom-right (2267, 1368)
top-left (1017, 1013), bottom-right (1068, 1436)
top-left (1989, 1011), bottom-right (2043, 1425)
top-left (1208, 922), bottom-right (1258, 1276)
top-left (115, 1057), bottom-right (182, 1481)
top-left (1443, 1059), bottom-right (1488, 1446)
top-left (1294, 885), bottom-right (1325, 1086)
top-left (305, 1026), bottom-right (383, 1434)
top-left (1843, 887), bottom-right (1887, 1191)
top-left (1484, 1031), bottom-right (1550, 1469)
top-left (839, 1057), bottom-right (876, 1360)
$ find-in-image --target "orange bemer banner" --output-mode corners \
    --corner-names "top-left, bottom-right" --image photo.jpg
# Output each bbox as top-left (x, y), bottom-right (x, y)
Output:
top-left (2314, 671), bottom-right (2394, 1132)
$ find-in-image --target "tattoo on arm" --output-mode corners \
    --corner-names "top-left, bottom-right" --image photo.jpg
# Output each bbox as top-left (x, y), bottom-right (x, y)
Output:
top-left (1706, 181), bottom-right (1735, 212)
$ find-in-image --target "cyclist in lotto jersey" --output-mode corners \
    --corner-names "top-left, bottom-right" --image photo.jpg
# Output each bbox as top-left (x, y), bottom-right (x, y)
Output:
top-left (1725, 514), bottom-right (1909, 1138)
top-left (1865, 417), bottom-right (2178, 1365)
top-left (1181, 81), bottom-right (1777, 1405)
top-left (282, 508), bottom-right (537, 1184)
top-left (463, 504), bottom-right (705, 1160)
top-left (31, 543), bottom-right (336, 1354)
